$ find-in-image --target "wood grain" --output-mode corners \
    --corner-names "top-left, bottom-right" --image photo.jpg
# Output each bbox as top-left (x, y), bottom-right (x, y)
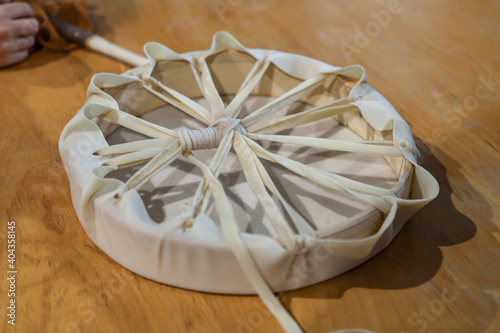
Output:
top-left (1, 0), bottom-right (499, 332)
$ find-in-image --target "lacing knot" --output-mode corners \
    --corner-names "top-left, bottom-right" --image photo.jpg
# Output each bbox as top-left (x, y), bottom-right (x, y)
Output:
top-left (177, 117), bottom-right (247, 152)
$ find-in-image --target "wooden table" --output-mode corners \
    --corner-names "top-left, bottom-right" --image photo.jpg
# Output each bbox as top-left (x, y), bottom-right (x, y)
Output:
top-left (1, 1), bottom-right (499, 332)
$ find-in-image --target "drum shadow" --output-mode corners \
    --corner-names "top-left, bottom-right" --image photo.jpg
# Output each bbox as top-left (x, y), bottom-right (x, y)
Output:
top-left (279, 138), bottom-right (488, 321)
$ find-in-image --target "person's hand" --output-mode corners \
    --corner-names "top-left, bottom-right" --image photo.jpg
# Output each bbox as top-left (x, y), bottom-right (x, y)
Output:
top-left (0, 0), bottom-right (39, 68)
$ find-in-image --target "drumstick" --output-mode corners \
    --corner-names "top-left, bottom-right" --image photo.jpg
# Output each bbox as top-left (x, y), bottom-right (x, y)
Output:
top-left (50, 17), bottom-right (149, 67)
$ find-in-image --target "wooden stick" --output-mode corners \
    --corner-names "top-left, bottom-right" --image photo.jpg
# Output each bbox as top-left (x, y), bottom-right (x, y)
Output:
top-left (51, 18), bottom-right (148, 67)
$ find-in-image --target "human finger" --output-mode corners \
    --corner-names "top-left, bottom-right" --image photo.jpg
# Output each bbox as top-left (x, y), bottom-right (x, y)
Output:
top-left (8, 17), bottom-right (39, 37)
top-left (0, 2), bottom-right (34, 20)
top-left (0, 18), bottom-right (38, 39)
top-left (11, 34), bottom-right (35, 51)
top-left (0, 34), bottom-right (34, 55)
top-left (0, 49), bottom-right (28, 67)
